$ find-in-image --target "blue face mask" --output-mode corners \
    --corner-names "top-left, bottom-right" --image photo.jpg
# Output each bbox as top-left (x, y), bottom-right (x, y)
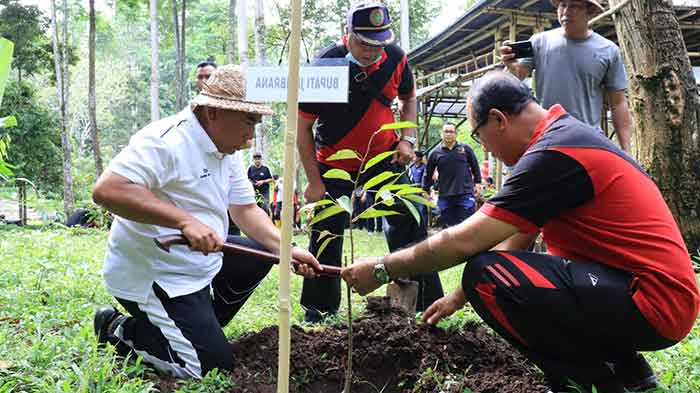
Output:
top-left (345, 51), bottom-right (381, 67)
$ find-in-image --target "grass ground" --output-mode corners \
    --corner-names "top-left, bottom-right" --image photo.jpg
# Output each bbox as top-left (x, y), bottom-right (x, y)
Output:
top-left (0, 225), bottom-right (698, 392)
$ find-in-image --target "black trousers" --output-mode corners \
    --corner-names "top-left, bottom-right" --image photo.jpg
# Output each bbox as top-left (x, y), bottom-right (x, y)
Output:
top-left (301, 159), bottom-right (444, 317)
top-left (463, 251), bottom-right (676, 392)
top-left (112, 236), bottom-right (273, 379)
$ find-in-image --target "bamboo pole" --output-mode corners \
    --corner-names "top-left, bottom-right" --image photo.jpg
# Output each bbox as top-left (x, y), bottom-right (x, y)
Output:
top-left (277, 0), bottom-right (301, 391)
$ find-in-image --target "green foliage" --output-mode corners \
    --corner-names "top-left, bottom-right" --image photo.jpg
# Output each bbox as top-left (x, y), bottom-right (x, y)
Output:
top-left (1, 81), bottom-right (62, 192)
top-left (327, 149), bottom-right (361, 161)
top-left (385, 0), bottom-right (441, 48)
top-left (0, 227), bottom-right (390, 391)
top-left (0, 1), bottom-right (52, 81)
top-left (0, 228), bottom-right (698, 391)
top-left (0, 133), bottom-right (13, 181)
top-left (0, 36), bottom-right (14, 107)
top-left (0, 116), bottom-right (15, 128)
top-left (323, 168), bottom-right (352, 181)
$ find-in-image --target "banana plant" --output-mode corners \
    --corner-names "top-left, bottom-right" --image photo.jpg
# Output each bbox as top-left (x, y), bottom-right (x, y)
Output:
top-left (0, 37), bottom-right (16, 181)
top-left (299, 120), bottom-right (435, 393)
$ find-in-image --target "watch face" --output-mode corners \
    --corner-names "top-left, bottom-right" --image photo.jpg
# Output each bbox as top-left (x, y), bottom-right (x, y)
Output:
top-left (373, 264), bottom-right (389, 284)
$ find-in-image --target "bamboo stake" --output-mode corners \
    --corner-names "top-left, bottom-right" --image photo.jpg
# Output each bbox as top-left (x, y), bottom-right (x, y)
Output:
top-left (277, 0), bottom-right (301, 391)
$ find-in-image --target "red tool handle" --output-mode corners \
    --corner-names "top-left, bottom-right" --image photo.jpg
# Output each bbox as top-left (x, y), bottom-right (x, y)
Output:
top-left (154, 234), bottom-right (341, 277)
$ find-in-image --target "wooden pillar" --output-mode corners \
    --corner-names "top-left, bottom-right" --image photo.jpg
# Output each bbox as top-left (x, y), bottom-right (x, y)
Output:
top-left (18, 181), bottom-right (27, 226)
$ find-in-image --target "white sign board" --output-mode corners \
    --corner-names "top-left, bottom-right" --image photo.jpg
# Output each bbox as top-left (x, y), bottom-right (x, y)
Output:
top-left (246, 66), bottom-right (349, 103)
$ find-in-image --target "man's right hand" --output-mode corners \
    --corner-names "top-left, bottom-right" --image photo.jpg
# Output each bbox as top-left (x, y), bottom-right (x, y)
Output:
top-left (422, 289), bottom-right (467, 325)
top-left (499, 40), bottom-right (518, 71)
top-left (304, 181), bottom-right (327, 203)
top-left (180, 218), bottom-right (223, 256)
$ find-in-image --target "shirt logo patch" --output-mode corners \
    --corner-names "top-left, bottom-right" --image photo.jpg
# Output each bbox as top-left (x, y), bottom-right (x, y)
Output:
top-left (588, 273), bottom-right (598, 286)
top-left (457, 146), bottom-right (465, 153)
top-left (200, 168), bottom-right (211, 179)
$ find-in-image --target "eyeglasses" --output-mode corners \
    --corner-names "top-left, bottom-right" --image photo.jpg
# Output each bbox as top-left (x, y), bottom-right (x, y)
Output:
top-left (470, 119), bottom-right (487, 145)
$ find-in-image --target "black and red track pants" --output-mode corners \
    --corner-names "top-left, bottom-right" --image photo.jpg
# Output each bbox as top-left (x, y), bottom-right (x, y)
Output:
top-left (463, 251), bottom-right (676, 392)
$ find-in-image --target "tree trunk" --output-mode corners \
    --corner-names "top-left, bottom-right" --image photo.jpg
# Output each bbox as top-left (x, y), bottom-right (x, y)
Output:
top-left (254, 0), bottom-right (267, 157)
top-left (88, 0), bottom-right (103, 177)
top-left (150, 0), bottom-right (160, 121)
top-left (238, 0), bottom-right (248, 65)
top-left (50, 0), bottom-right (75, 219)
top-left (610, 0), bottom-right (700, 252)
top-left (400, 0), bottom-right (410, 51)
top-left (172, 0), bottom-right (182, 110)
top-left (171, 0), bottom-right (187, 109)
top-left (181, 0), bottom-right (186, 104)
top-left (62, 0), bottom-right (70, 116)
top-left (228, 0), bottom-right (237, 63)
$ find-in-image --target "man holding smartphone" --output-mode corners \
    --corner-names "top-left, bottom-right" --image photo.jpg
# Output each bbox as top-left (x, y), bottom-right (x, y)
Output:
top-left (500, 0), bottom-right (633, 153)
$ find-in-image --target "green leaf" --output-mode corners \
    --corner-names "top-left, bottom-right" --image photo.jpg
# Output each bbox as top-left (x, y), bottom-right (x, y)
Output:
top-left (326, 149), bottom-right (360, 161)
top-left (395, 186), bottom-right (424, 196)
top-left (362, 150), bottom-right (395, 173)
top-left (363, 171), bottom-right (399, 191)
top-left (317, 230), bottom-right (334, 242)
top-left (0, 37), bottom-right (14, 108)
top-left (402, 193), bottom-right (436, 208)
top-left (0, 116), bottom-right (17, 128)
top-left (355, 208), bottom-right (401, 220)
top-left (322, 168), bottom-right (352, 181)
top-left (0, 163), bottom-right (13, 177)
top-left (337, 195), bottom-right (352, 214)
top-left (316, 237), bottom-right (334, 259)
top-left (378, 189), bottom-right (393, 201)
top-left (381, 197), bottom-right (395, 207)
top-left (377, 121), bottom-right (417, 132)
top-left (400, 198), bottom-right (421, 225)
top-left (309, 205), bottom-right (347, 226)
top-left (300, 199), bottom-right (334, 213)
top-left (377, 183), bottom-right (410, 195)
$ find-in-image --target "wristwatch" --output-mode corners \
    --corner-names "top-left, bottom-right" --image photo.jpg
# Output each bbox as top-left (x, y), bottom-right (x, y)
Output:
top-left (373, 258), bottom-right (392, 284)
top-left (399, 135), bottom-right (416, 147)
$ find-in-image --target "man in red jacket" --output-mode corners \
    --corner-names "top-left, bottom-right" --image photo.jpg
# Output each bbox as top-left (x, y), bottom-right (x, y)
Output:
top-left (342, 71), bottom-right (699, 393)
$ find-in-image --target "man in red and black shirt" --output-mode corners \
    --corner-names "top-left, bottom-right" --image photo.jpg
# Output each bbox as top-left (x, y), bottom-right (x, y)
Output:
top-left (342, 71), bottom-right (699, 393)
top-left (297, 2), bottom-right (443, 322)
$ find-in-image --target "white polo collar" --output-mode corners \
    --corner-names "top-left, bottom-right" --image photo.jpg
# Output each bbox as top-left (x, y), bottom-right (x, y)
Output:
top-left (184, 108), bottom-right (220, 156)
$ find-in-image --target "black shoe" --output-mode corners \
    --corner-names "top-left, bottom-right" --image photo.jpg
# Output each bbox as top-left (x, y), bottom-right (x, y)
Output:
top-left (616, 354), bottom-right (658, 392)
top-left (93, 307), bottom-right (124, 347)
top-left (303, 309), bottom-right (336, 324)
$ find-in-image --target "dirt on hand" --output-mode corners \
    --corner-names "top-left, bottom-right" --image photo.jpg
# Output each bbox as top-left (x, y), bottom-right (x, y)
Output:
top-left (219, 298), bottom-right (547, 393)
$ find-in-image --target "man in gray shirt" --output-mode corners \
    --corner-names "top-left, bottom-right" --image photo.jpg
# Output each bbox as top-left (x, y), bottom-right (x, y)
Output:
top-left (500, 0), bottom-right (633, 152)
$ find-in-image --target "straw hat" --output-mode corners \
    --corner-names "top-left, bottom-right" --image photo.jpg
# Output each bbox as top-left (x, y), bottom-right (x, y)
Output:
top-left (550, 0), bottom-right (605, 15)
top-left (191, 64), bottom-right (273, 116)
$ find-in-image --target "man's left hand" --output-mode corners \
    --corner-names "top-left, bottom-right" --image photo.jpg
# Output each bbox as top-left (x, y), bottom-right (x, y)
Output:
top-left (341, 257), bottom-right (382, 295)
top-left (392, 140), bottom-right (414, 166)
top-left (291, 246), bottom-right (323, 278)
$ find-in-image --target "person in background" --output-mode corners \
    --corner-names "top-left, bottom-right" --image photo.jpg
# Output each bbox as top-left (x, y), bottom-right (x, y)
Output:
top-left (500, 0), bottom-right (633, 152)
top-left (195, 60), bottom-right (217, 92)
top-left (272, 175), bottom-right (298, 229)
top-left (409, 150), bottom-right (426, 185)
top-left (424, 122), bottom-right (481, 228)
top-left (247, 152), bottom-right (274, 217)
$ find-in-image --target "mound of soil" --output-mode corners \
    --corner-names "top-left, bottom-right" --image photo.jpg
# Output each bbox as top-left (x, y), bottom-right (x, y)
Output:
top-left (225, 297), bottom-right (547, 393)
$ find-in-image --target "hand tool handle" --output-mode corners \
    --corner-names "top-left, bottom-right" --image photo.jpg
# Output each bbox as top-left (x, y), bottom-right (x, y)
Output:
top-left (154, 234), bottom-right (341, 276)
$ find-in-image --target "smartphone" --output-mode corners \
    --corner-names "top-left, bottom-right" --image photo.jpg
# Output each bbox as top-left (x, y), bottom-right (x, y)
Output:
top-left (509, 40), bottom-right (533, 59)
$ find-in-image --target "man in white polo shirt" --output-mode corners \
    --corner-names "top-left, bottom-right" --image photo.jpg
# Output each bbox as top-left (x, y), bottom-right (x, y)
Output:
top-left (91, 64), bottom-right (321, 379)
